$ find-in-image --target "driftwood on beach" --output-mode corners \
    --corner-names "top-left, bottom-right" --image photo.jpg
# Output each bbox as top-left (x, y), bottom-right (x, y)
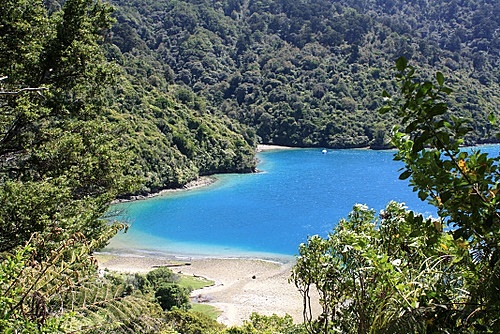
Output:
top-left (152, 262), bottom-right (191, 268)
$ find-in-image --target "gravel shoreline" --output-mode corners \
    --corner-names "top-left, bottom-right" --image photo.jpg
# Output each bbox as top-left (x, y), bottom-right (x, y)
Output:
top-left (112, 176), bottom-right (217, 203)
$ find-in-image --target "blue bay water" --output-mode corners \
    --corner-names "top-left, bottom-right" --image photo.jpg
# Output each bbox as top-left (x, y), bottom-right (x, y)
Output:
top-left (105, 145), bottom-right (499, 259)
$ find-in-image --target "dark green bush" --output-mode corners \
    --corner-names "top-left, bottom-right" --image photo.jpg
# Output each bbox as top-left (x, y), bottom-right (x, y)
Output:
top-left (155, 283), bottom-right (191, 311)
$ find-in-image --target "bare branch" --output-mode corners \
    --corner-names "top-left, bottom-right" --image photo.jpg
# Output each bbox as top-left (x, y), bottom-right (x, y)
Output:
top-left (0, 87), bottom-right (48, 96)
top-left (0, 76), bottom-right (47, 97)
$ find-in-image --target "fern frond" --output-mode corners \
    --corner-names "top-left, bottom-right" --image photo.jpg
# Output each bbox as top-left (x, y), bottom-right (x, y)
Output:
top-left (65, 291), bottom-right (168, 334)
top-left (378, 307), bottom-right (428, 334)
top-left (1, 231), bottom-right (169, 333)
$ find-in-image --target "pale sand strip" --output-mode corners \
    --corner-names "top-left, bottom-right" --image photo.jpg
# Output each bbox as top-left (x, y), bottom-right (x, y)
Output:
top-left (256, 144), bottom-right (297, 152)
top-left (97, 255), bottom-right (320, 326)
top-left (113, 176), bottom-right (217, 203)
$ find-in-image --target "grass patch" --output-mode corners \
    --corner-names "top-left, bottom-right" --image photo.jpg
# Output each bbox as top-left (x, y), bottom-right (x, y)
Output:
top-left (191, 303), bottom-right (222, 320)
top-left (178, 274), bottom-right (214, 291)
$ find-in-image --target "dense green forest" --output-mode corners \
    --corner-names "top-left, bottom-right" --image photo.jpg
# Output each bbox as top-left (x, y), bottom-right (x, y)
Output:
top-left (1, 0), bottom-right (499, 332)
top-left (44, 0), bottom-right (261, 195)
top-left (108, 0), bottom-right (499, 152)
top-left (34, 0), bottom-right (500, 193)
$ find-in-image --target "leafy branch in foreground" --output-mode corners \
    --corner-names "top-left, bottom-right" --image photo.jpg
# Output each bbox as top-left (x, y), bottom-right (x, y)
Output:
top-left (291, 202), bottom-right (467, 334)
top-left (1, 0), bottom-right (155, 332)
top-left (381, 57), bottom-right (500, 244)
top-left (1, 228), bottom-right (170, 333)
top-left (382, 57), bottom-right (500, 331)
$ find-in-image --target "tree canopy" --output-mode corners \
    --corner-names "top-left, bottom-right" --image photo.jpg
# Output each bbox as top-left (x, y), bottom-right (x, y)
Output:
top-left (108, 0), bottom-right (499, 150)
top-left (0, 0), bottom-right (160, 331)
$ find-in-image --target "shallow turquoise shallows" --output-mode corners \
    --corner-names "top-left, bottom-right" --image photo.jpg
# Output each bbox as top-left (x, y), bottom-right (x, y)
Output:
top-left (105, 146), bottom-right (498, 260)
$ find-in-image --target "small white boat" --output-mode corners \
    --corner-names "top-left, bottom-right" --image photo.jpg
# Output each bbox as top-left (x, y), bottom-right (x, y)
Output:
top-left (322, 149), bottom-right (327, 154)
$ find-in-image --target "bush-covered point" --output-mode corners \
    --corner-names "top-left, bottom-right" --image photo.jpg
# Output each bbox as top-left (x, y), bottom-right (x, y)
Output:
top-left (165, 309), bottom-right (225, 334)
top-left (145, 267), bottom-right (178, 291)
top-left (155, 283), bottom-right (191, 311)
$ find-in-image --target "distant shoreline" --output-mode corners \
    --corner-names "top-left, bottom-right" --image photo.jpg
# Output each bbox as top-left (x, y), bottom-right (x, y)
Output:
top-left (256, 144), bottom-right (298, 152)
top-left (112, 175), bottom-right (217, 203)
top-left (113, 144), bottom-right (296, 203)
top-left (114, 144), bottom-right (380, 203)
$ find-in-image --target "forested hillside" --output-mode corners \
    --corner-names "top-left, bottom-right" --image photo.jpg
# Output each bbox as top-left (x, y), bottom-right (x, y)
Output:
top-left (2, 0), bottom-right (499, 332)
top-left (101, 40), bottom-right (257, 195)
top-left (41, 0), bottom-right (261, 196)
top-left (0, 0), bottom-right (256, 331)
top-left (108, 0), bottom-right (499, 150)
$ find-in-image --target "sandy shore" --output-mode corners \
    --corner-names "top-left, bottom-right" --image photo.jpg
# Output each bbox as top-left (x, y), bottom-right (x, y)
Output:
top-left (97, 254), bottom-right (320, 326)
top-left (256, 144), bottom-right (297, 152)
top-left (113, 176), bottom-right (217, 203)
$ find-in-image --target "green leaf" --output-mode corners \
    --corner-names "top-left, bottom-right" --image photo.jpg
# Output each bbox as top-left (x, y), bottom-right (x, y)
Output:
top-left (440, 87), bottom-right (453, 94)
top-left (418, 82), bottom-right (433, 97)
top-left (379, 105), bottom-right (392, 114)
top-left (440, 191), bottom-right (452, 203)
top-left (399, 170), bottom-right (412, 180)
top-left (429, 103), bottom-right (448, 117)
top-left (418, 190), bottom-right (428, 200)
top-left (436, 72), bottom-right (444, 86)
top-left (488, 113), bottom-right (497, 125)
top-left (413, 135), bottom-right (426, 153)
top-left (407, 67), bottom-right (415, 77)
top-left (395, 56), bottom-right (407, 71)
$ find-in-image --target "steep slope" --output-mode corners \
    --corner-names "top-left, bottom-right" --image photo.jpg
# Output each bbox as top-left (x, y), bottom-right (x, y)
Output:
top-left (102, 56), bottom-right (257, 194)
top-left (108, 0), bottom-right (499, 149)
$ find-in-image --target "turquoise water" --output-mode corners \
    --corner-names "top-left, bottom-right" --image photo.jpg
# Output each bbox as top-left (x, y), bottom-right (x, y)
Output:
top-left (105, 146), bottom-right (498, 259)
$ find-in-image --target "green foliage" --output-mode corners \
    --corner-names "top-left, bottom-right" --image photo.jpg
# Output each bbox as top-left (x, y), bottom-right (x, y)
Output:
top-left (0, 0), bottom-right (169, 332)
top-left (106, 77), bottom-right (257, 195)
top-left (0, 236), bottom-right (68, 333)
top-left (292, 202), bottom-right (466, 333)
top-left (146, 267), bottom-right (178, 291)
top-left (155, 283), bottom-right (191, 311)
top-left (2, 0), bottom-right (499, 331)
top-left (108, 0), bottom-right (499, 149)
top-left (0, 0), bottom-right (138, 254)
top-left (0, 229), bottom-right (170, 333)
top-left (224, 313), bottom-right (306, 334)
top-left (292, 58), bottom-right (500, 333)
top-left (381, 58), bottom-right (500, 332)
top-left (165, 309), bottom-right (225, 334)
top-left (385, 57), bottom-right (500, 249)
